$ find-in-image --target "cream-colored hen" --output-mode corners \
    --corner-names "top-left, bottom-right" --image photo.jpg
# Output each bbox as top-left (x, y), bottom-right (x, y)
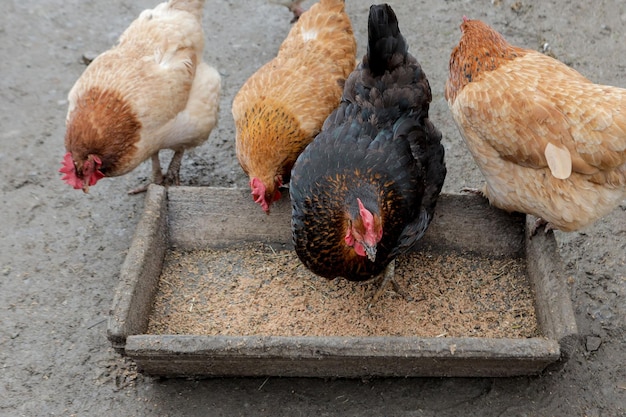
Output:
top-left (61, 0), bottom-right (221, 194)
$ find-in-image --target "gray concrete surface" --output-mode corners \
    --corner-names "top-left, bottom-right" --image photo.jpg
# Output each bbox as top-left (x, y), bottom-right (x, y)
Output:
top-left (1, 0), bottom-right (624, 415)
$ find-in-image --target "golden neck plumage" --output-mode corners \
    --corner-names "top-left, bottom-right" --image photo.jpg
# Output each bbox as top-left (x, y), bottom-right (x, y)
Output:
top-left (446, 20), bottom-right (526, 104)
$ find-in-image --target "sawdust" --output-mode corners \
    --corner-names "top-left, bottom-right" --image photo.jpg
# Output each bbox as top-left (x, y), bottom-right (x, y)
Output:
top-left (147, 243), bottom-right (538, 338)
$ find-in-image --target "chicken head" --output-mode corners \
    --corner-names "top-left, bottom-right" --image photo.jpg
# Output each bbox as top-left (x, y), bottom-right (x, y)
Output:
top-left (60, 152), bottom-right (105, 193)
top-left (250, 177), bottom-right (282, 214)
top-left (344, 198), bottom-right (383, 261)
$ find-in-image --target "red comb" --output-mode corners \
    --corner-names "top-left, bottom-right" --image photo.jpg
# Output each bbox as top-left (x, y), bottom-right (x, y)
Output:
top-left (250, 177), bottom-right (270, 213)
top-left (357, 198), bottom-right (373, 229)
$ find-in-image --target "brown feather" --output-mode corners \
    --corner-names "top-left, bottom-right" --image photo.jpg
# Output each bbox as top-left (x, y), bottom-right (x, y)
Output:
top-left (65, 87), bottom-right (141, 176)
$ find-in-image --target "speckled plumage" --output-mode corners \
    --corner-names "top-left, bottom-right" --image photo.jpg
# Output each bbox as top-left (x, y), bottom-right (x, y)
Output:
top-left (446, 19), bottom-right (626, 231)
top-left (290, 4), bottom-right (446, 281)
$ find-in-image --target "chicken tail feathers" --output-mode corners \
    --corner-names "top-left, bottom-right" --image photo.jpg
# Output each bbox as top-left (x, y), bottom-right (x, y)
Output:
top-left (168, 0), bottom-right (205, 18)
top-left (366, 4), bottom-right (407, 76)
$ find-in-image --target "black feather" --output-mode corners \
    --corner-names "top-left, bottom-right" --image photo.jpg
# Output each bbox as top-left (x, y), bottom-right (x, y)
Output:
top-left (366, 4), bottom-right (407, 77)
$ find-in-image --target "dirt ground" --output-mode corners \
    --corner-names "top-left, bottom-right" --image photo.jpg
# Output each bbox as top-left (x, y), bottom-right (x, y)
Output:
top-left (1, 0), bottom-right (625, 415)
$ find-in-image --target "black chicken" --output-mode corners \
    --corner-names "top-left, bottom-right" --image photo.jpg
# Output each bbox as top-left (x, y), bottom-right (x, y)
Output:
top-left (289, 3), bottom-right (446, 301)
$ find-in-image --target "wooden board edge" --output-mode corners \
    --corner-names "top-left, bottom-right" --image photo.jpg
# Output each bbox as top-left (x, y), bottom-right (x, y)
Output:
top-left (166, 188), bottom-right (526, 257)
top-left (524, 215), bottom-right (579, 364)
top-left (124, 334), bottom-right (560, 378)
top-left (107, 185), bottom-right (168, 351)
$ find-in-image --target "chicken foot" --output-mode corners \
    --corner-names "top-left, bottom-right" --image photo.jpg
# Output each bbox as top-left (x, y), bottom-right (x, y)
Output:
top-left (368, 261), bottom-right (410, 307)
top-left (460, 186), bottom-right (486, 198)
top-left (163, 149), bottom-right (184, 187)
top-left (127, 150), bottom-right (184, 195)
top-left (287, 5), bottom-right (305, 23)
top-left (128, 154), bottom-right (163, 195)
top-left (281, 0), bottom-right (305, 22)
top-left (529, 216), bottom-right (556, 237)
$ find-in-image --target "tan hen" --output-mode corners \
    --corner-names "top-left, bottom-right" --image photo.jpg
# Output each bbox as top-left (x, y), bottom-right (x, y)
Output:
top-left (446, 18), bottom-right (626, 232)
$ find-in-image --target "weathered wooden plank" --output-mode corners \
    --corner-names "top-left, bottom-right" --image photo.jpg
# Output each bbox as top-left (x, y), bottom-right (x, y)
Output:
top-left (525, 216), bottom-right (579, 365)
top-left (420, 193), bottom-right (525, 258)
top-left (167, 187), bottom-right (293, 249)
top-left (125, 335), bottom-right (559, 378)
top-left (107, 185), bottom-right (168, 351)
top-left (167, 187), bottom-right (525, 258)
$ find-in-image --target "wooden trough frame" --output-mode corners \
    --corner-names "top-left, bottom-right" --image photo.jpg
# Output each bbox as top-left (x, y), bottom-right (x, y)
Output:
top-left (107, 185), bottom-right (578, 378)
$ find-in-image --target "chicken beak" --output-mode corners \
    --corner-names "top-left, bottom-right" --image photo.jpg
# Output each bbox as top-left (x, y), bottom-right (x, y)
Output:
top-left (363, 243), bottom-right (377, 262)
top-left (82, 183), bottom-right (90, 194)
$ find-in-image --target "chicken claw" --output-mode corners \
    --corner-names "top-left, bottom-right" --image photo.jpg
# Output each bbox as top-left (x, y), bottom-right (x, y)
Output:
top-left (461, 186), bottom-right (486, 198)
top-left (529, 217), bottom-right (556, 237)
top-left (368, 261), bottom-right (411, 307)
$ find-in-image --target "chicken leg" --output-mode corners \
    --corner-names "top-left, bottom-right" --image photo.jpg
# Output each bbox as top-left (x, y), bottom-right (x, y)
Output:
top-left (163, 149), bottom-right (185, 187)
top-left (270, 0), bottom-right (306, 22)
top-left (128, 154), bottom-right (163, 195)
top-left (127, 150), bottom-right (185, 195)
top-left (368, 261), bottom-right (409, 307)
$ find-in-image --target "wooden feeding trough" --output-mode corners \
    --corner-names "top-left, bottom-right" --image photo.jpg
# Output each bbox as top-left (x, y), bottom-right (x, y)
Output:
top-left (107, 185), bottom-right (577, 377)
